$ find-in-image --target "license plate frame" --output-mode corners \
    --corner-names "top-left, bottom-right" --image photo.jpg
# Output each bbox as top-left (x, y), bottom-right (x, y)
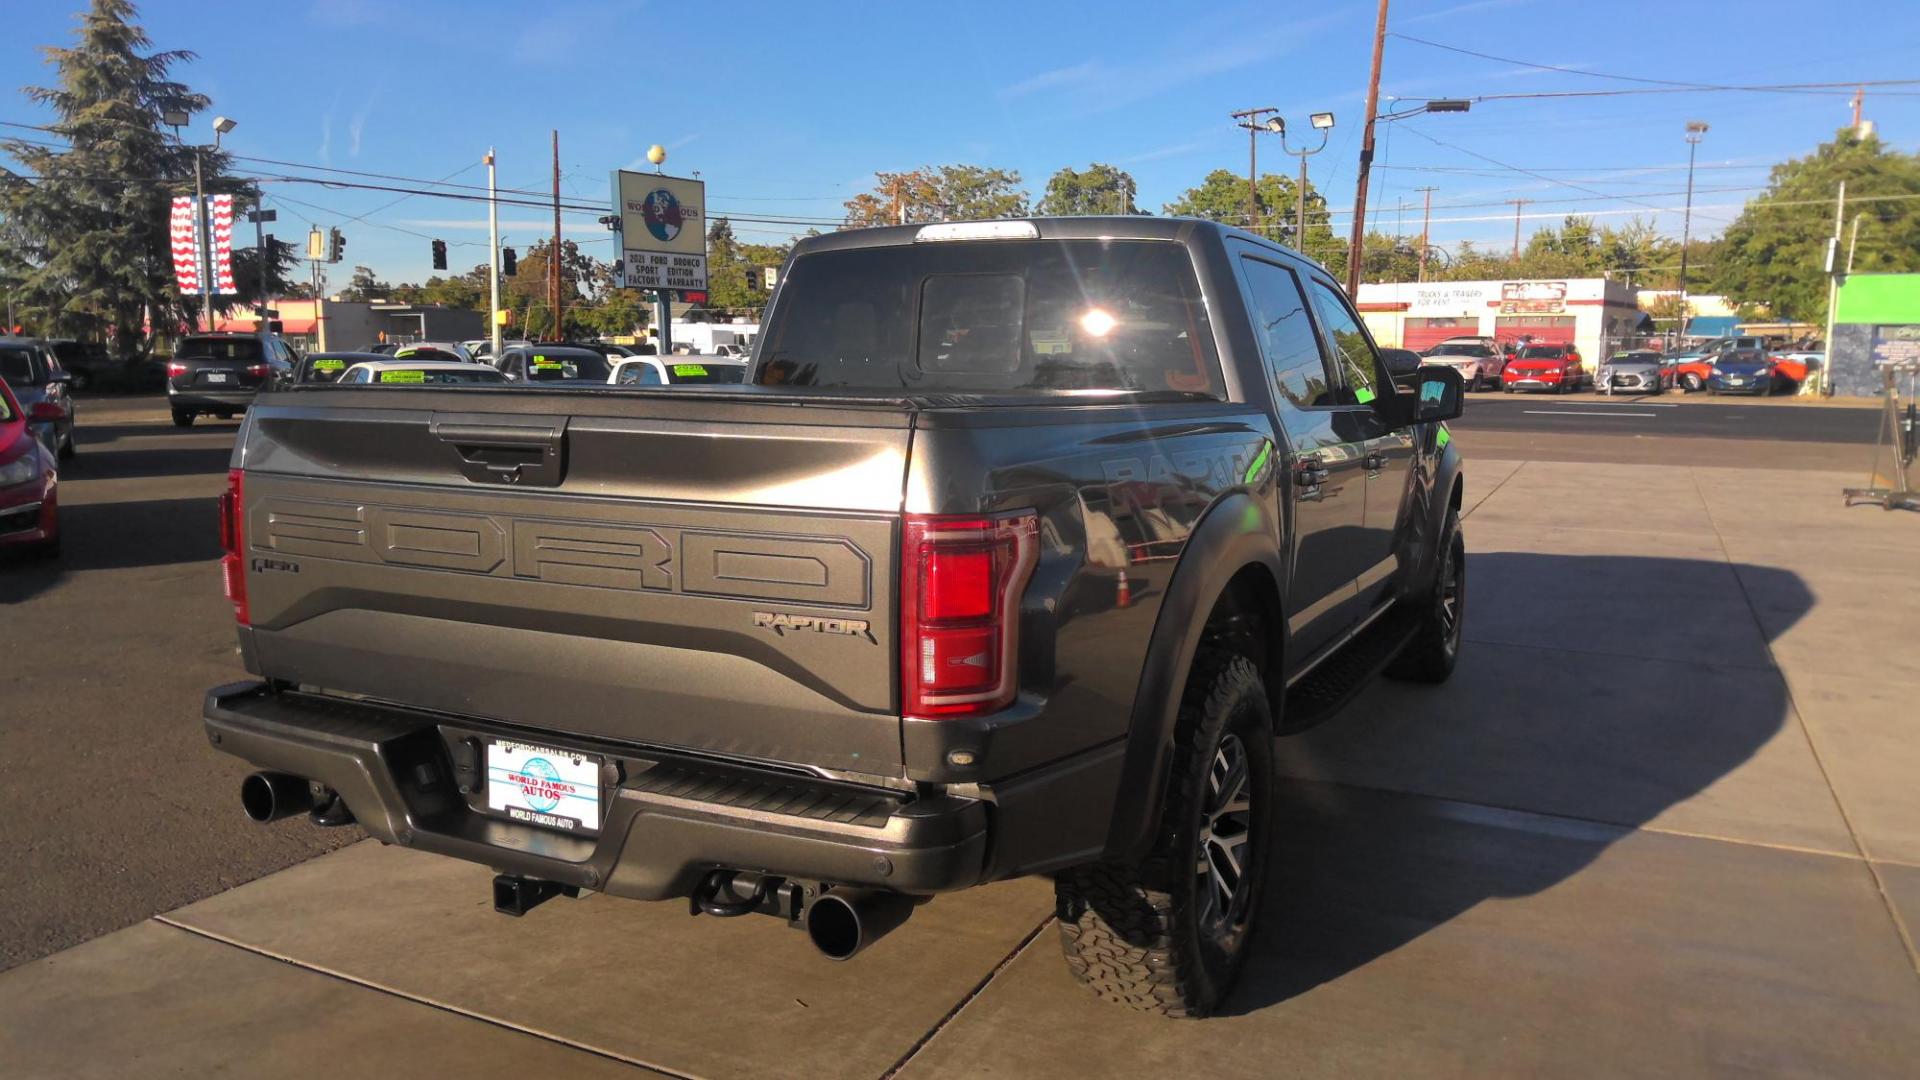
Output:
top-left (485, 739), bottom-right (603, 834)
top-left (203, 371), bottom-right (231, 384)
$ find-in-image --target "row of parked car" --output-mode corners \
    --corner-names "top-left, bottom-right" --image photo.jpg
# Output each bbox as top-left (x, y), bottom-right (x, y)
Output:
top-left (0, 338), bottom-right (70, 557)
top-left (162, 333), bottom-right (750, 424)
top-left (1416, 335), bottom-right (1822, 397)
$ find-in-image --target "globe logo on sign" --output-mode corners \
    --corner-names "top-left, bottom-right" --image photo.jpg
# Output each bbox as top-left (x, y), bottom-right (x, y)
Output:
top-left (515, 756), bottom-right (564, 813)
top-left (642, 188), bottom-right (683, 243)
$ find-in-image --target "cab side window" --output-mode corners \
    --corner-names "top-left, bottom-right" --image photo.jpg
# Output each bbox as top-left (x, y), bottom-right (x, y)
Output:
top-left (1240, 257), bottom-right (1338, 409)
top-left (1304, 279), bottom-right (1381, 404)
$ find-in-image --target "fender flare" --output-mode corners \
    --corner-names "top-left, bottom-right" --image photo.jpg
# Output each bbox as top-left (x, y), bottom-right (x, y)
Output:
top-left (1408, 436), bottom-right (1465, 595)
top-left (1100, 491), bottom-right (1286, 864)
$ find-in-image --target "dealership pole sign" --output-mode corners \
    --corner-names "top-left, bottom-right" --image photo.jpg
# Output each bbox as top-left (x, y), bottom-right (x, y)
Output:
top-left (610, 170), bottom-right (707, 293)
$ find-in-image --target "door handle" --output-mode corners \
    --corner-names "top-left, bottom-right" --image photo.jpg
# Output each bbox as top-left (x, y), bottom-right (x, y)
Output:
top-left (1364, 450), bottom-right (1386, 473)
top-left (1295, 458), bottom-right (1331, 489)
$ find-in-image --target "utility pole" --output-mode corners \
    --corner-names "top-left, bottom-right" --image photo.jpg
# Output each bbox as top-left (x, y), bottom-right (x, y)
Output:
top-left (1345, 0), bottom-right (1391, 295)
top-left (1677, 121), bottom-right (1708, 344)
top-left (1851, 86), bottom-right (1864, 130)
top-left (1507, 199), bottom-right (1530, 260)
top-left (1416, 186), bottom-right (1437, 282)
top-left (487, 148), bottom-right (502, 359)
top-left (550, 130), bottom-right (563, 339)
top-left (1231, 107), bottom-right (1282, 235)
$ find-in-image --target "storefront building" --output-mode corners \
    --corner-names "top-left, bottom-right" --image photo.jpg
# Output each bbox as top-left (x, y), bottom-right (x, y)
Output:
top-left (1355, 278), bottom-right (1643, 360)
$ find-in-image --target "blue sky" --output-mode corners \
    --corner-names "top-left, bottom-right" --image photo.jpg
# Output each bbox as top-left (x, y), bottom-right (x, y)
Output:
top-left (4, 0), bottom-right (1918, 284)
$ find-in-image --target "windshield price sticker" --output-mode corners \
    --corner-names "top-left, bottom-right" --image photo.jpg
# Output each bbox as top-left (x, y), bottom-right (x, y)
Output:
top-left (672, 363), bottom-right (708, 377)
top-left (379, 369), bottom-right (426, 383)
top-left (313, 359), bottom-right (344, 371)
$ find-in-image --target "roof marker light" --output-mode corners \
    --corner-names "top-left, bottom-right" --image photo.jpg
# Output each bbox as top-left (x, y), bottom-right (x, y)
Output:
top-left (914, 221), bottom-right (1040, 243)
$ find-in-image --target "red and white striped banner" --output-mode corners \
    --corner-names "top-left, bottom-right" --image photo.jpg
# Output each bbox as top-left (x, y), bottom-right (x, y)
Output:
top-left (170, 195), bottom-right (202, 295)
top-left (209, 194), bottom-right (236, 294)
top-left (168, 195), bottom-right (239, 296)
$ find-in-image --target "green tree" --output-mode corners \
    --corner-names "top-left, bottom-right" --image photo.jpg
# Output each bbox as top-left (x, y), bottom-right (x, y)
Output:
top-left (1162, 168), bottom-right (1337, 259)
top-left (0, 0), bottom-right (235, 352)
top-left (843, 165), bottom-right (1028, 227)
top-left (336, 265), bottom-right (389, 302)
top-left (1714, 129), bottom-right (1920, 321)
top-left (1036, 163), bottom-right (1140, 216)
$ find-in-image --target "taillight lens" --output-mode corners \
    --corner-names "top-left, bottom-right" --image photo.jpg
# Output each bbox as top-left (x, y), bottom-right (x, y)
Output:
top-left (246, 363), bottom-right (270, 378)
top-left (165, 362), bottom-right (188, 377)
top-left (218, 468), bottom-right (249, 625)
top-left (901, 512), bottom-right (1038, 719)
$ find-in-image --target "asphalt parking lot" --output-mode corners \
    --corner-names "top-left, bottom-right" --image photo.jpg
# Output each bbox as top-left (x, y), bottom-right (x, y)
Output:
top-left (2, 393), bottom-right (1916, 1077)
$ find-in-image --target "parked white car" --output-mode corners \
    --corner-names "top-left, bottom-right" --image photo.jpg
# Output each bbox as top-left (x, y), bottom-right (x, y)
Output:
top-left (336, 359), bottom-right (508, 385)
top-left (608, 356), bottom-right (750, 386)
top-left (1420, 341), bottom-right (1503, 391)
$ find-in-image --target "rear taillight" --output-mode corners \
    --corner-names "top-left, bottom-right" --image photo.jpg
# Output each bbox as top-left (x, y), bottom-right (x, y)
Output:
top-left (900, 512), bottom-right (1038, 719)
top-left (218, 468), bottom-right (249, 625)
top-left (166, 362), bottom-right (188, 377)
top-left (246, 363), bottom-right (270, 377)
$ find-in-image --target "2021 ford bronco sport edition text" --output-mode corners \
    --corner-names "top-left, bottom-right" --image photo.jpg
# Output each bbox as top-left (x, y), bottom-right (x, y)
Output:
top-left (205, 216), bottom-right (1466, 1017)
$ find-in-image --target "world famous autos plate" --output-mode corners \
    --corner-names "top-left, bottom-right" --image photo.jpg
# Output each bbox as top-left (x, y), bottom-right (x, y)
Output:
top-left (486, 740), bottom-right (602, 833)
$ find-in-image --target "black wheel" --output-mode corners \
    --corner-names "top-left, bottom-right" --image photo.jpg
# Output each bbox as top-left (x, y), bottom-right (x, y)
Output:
top-left (58, 432), bottom-right (75, 460)
top-left (1682, 373), bottom-right (1703, 393)
top-left (170, 409), bottom-right (194, 428)
top-left (1055, 649), bottom-right (1274, 1018)
top-left (1388, 509), bottom-right (1464, 683)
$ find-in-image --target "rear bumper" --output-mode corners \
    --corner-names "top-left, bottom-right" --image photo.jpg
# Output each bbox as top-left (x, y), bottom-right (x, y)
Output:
top-left (168, 386), bottom-right (258, 410)
top-left (203, 682), bottom-right (990, 899)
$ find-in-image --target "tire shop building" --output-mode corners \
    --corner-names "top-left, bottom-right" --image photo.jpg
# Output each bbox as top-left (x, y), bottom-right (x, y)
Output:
top-left (1355, 277), bottom-right (1644, 357)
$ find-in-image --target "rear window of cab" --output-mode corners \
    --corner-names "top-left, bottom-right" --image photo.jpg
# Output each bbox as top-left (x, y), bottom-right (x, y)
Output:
top-left (754, 239), bottom-right (1223, 398)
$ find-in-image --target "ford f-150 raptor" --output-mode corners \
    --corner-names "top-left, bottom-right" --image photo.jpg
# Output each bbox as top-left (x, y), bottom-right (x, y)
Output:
top-left (205, 216), bottom-right (1466, 1017)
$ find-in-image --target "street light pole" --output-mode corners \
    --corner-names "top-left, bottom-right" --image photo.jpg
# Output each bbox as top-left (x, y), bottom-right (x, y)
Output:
top-left (1677, 121), bottom-right (1708, 347)
top-left (192, 148), bottom-right (213, 331)
top-left (1276, 113), bottom-right (1335, 255)
top-left (487, 148), bottom-right (502, 359)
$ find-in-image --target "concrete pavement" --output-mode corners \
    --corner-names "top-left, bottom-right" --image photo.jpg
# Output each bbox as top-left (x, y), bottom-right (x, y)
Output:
top-left (3, 417), bottom-right (1917, 1077)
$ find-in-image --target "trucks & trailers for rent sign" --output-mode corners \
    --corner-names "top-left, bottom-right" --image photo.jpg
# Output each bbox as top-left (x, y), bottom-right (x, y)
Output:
top-left (612, 170), bottom-right (707, 292)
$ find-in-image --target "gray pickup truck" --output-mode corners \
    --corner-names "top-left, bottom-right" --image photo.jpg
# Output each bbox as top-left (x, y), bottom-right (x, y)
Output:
top-left (205, 216), bottom-right (1466, 1017)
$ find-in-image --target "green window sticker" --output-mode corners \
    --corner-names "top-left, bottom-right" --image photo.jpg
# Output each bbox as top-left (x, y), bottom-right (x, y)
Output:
top-left (313, 359), bottom-right (344, 371)
top-left (393, 348), bottom-right (418, 359)
top-left (1354, 385), bottom-right (1376, 404)
top-left (1436, 425), bottom-right (1452, 448)
top-left (671, 363), bottom-right (708, 377)
top-left (379, 369), bottom-right (426, 383)
top-left (531, 353), bottom-right (562, 370)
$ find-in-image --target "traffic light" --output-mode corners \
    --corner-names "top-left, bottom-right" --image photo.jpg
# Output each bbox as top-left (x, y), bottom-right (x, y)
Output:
top-left (431, 239), bottom-right (447, 270)
top-left (327, 227), bottom-right (345, 263)
top-left (502, 247), bottom-right (517, 277)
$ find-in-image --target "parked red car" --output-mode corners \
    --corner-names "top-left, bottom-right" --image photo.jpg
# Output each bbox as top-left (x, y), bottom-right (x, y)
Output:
top-left (1501, 343), bottom-right (1586, 393)
top-left (0, 376), bottom-right (60, 556)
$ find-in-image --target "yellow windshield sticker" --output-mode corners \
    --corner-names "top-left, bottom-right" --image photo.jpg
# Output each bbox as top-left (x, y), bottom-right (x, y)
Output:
top-left (393, 348), bottom-right (418, 359)
top-left (379, 369), bottom-right (426, 383)
top-left (672, 363), bottom-right (708, 377)
top-left (313, 359), bottom-right (344, 371)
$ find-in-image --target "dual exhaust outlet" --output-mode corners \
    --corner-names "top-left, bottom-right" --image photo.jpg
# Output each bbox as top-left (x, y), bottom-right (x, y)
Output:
top-left (241, 773), bottom-right (914, 960)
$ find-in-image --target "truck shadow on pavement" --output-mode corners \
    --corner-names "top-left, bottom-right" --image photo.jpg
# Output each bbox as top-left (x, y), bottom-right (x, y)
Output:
top-left (1223, 552), bottom-right (1814, 1015)
top-left (0, 497), bottom-right (220, 601)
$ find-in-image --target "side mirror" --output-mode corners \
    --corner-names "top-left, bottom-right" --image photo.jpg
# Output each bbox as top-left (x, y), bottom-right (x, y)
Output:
top-left (1406, 366), bottom-right (1464, 425)
top-left (29, 401), bottom-right (66, 422)
top-left (1379, 347), bottom-right (1424, 379)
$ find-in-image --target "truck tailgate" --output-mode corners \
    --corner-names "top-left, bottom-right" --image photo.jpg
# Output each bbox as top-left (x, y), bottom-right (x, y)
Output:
top-left (235, 388), bottom-right (910, 775)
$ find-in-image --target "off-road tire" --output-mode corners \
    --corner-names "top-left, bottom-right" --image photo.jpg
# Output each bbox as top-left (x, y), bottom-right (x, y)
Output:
top-left (171, 409), bottom-right (194, 428)
top-left (1388, 509), bottom-right (1464, 683)
top-left (1054, 649), bottom-right (1274, 1018)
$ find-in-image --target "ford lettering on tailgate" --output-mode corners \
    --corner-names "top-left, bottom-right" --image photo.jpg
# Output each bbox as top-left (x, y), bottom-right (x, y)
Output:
top-left (252, 495), bottom-right (872, 608)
